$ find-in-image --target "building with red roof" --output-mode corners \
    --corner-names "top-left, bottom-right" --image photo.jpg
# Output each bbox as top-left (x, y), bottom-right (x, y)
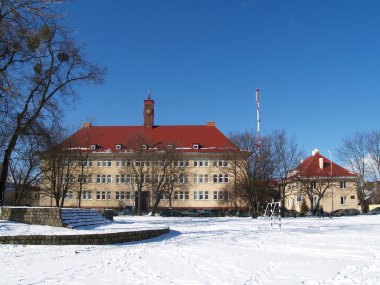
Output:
top-left (285, 149), bottom-right (359, 214)
top-left (39, 94), bottom-right (243, 212)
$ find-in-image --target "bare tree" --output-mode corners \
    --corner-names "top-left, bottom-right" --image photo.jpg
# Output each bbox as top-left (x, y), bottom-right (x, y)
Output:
top-left (366, 130), bottom-right (380, 181)
top-left (227, 131), bottom-right (275, 218)
top-left (66, 127), bottom-right (95, 208)
top-left (336, 132), bottom-right (367, 212)
top-left (40, 124), bottom-right (77, 207)
top-left (119, 134), bottom-right (153, 216)
top-left (150, 149), bottom-right (189, 216)
top-left (288, 165), bottom-right (334, 215)
top-left (0, 0), bottom-right (104, 205)
top-left (8, 132), bottom-right (42, 205)
top-left (272, 130), bottom-right (304, 215)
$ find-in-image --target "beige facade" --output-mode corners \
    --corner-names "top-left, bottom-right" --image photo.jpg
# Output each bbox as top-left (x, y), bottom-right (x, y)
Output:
top-left (39, 153), bottom-right (235, 211)
top-left (285, 178), bottom-right (360, 213)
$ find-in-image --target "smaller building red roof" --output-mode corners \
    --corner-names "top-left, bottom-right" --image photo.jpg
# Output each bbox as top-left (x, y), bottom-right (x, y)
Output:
top-left (289, 151), bottom-right (356, 178)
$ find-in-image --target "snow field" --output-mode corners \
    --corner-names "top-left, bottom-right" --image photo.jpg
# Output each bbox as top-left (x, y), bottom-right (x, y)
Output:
top-left (1, 215), bottom-right (380, 284)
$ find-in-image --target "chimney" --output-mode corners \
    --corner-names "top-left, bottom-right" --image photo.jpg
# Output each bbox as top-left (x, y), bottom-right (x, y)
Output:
top-left (207, 121), bottom-right (216, 127)
top-left (82, 122), bottom-right (91, 128)
top-left (312, 149), bottom-right (320, 156)
top-left (319, 157), bottom-right (324, 169)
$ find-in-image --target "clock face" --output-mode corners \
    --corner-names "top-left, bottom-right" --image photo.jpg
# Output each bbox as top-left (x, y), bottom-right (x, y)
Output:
top-left (146, 108), bottom-right (151, 114)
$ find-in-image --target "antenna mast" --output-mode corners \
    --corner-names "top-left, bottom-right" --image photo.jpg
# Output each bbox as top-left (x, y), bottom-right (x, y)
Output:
top-left (256, 88), bottom-right (261, 147)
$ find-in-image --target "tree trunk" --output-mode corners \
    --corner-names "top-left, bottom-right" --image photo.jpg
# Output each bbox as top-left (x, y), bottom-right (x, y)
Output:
top-left (137, 189), bottom-right (142, 216)
top-left (151, 196), bottom-right (161, 216)
top-left (0, 133), bottom-right (20, 206)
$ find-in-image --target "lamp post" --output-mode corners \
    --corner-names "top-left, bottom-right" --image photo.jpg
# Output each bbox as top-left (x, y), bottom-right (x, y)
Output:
top-left (327, 151), bottom-right (333, 212)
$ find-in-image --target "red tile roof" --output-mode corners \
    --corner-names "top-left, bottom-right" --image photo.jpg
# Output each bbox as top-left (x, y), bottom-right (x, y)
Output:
top-left (65, 125), bottom-right (238, 153)
top-left (289, 152), bottom-right (356, 178)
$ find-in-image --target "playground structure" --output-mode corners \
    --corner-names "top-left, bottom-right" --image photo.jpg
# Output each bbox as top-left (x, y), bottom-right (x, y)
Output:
top-left (264, 202), bottom-right (281, 229)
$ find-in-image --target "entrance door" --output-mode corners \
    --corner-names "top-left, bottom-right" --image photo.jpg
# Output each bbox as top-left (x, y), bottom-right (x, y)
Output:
top-left (135, 191), bottom-right (150, 213)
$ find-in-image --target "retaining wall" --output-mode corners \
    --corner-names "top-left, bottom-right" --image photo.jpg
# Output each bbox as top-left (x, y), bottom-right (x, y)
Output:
top-left (0, 228), bottom-right (170, 245)
top-left (0, 207), bottom-right (62, 227)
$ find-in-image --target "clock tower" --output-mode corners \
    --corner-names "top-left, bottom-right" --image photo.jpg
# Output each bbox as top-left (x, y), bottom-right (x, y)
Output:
top-left (143, 92), bottom-right (154, 129)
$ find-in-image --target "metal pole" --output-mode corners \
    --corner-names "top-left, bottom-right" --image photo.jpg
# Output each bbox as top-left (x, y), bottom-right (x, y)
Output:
top-left (328, 151), bottom-right (333, 212)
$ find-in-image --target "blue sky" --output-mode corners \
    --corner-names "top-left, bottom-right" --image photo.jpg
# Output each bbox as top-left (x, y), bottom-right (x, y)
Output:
top-left (63, 0), bottom-right (380, 160)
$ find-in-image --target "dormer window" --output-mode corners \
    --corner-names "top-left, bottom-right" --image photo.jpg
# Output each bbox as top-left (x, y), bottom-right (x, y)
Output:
top-left (116, 144), bottom-right (122, 150)
top-left (142, 144), bottom-right (148, 150)
top-left (90, 144), bottom-right (97, 150)
top-left (192, 143), bottom-right (200, 149)
top-left (167, 144), bottom-right (173, 150)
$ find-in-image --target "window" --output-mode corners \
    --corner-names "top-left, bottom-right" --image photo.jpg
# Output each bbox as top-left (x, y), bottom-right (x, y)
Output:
top-left (224, 174), bottom-right (229, 183)
top-left (101, 191), bottom-right (106, 200)
top-left (174, 191), bottom-right (178, 200)
top-left (213, 191), bottom-right (218, 200)
top-left (167, 144), bottom-right (173, 149)
top-left (86, 191), bottom-right (92, 200)
top-left (126, 175), bottom-right (131, 183)
top-left (116, 191), bottom-right (120, 200)
top-left (87, 159), bottom-right (93, 167)
top-left (199, 174), bottom-right (204, 183)
top-left (126, 191), bottom-right (131, 199)
top-left (107, 175), bottom-right (112, 183)
top-left (218, 174), bottom-right (223, 183)
top-left (185, 191), bottom-right (189, 200)
top-left (96, 175), bottom-right (101, 183)
top-left (86, 175), bottom-right (92, 183)
top-left (310, 181), bottom-right (317, 189)
top-left (194, 191), bottom-right (198, 200)
top-left (193, 175), bottom-right (198, 183)
top-left (142, 144), bottom-right (147, 150)
top-left (120, 191), bottom-right (125, 200)
top-left (340, 181), bottom-right (347, 189)
top-left (199, 191), bottom-right (204, 200)
top-left (90, 144), bottom-right (97, 150)
top-left (350, 195), bottom-right (355, 199)
top-left (107, 191), bottom-right (111, 200)
top-left (116, 144), bottom-right (122, 150)
top-left (68, 191), bottom-right (74, 200)
top-left (213, 174), bottom-right (218, 183)
top-left (179, 191), bottom-right (184, 200)
top-left (194, 159), bottom-right (209, 167)
top-left (101, 175), bottom-right (106, 183)
top-left (341, 196), bottom-right (347, 205)
top-left (219, 191), bottom-right (224, 200)
top-left (193, 143), bottom-right (199, 149)
top-left (116, 175), bottom-right (120, 183)
top-left (313, 196), bottom-right (317, 207)
top-left (204, 174), bottom-right (209, 183)
top-left (205, 191), bottom-right (209, 200)
top-left (96, 191), bottom-right (101, 200)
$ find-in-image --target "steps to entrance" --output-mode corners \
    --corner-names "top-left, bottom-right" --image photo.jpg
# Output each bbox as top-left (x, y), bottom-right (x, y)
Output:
top-left (61, 208), bottom-right (112, 228)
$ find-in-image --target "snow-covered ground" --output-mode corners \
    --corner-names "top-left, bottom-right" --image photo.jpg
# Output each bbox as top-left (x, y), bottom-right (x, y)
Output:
top-left (1, 215), bottom-right (380, 285)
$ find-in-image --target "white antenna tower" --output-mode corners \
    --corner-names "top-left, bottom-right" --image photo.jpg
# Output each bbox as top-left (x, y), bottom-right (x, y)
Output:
top-left (256, 88), bottom-right (261, 147)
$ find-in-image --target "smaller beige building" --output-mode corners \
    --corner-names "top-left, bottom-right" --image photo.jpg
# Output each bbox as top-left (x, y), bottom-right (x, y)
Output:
top-left (285, 149), bottom-right (360, 213)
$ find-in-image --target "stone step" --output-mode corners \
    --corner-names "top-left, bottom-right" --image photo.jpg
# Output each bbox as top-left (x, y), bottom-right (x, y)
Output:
top-left (61, 208), bottom-right (112, 228)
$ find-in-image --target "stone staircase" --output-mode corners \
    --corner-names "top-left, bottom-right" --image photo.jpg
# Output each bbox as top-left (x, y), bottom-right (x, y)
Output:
top-left (61, 208), bottom-right (112, 228)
